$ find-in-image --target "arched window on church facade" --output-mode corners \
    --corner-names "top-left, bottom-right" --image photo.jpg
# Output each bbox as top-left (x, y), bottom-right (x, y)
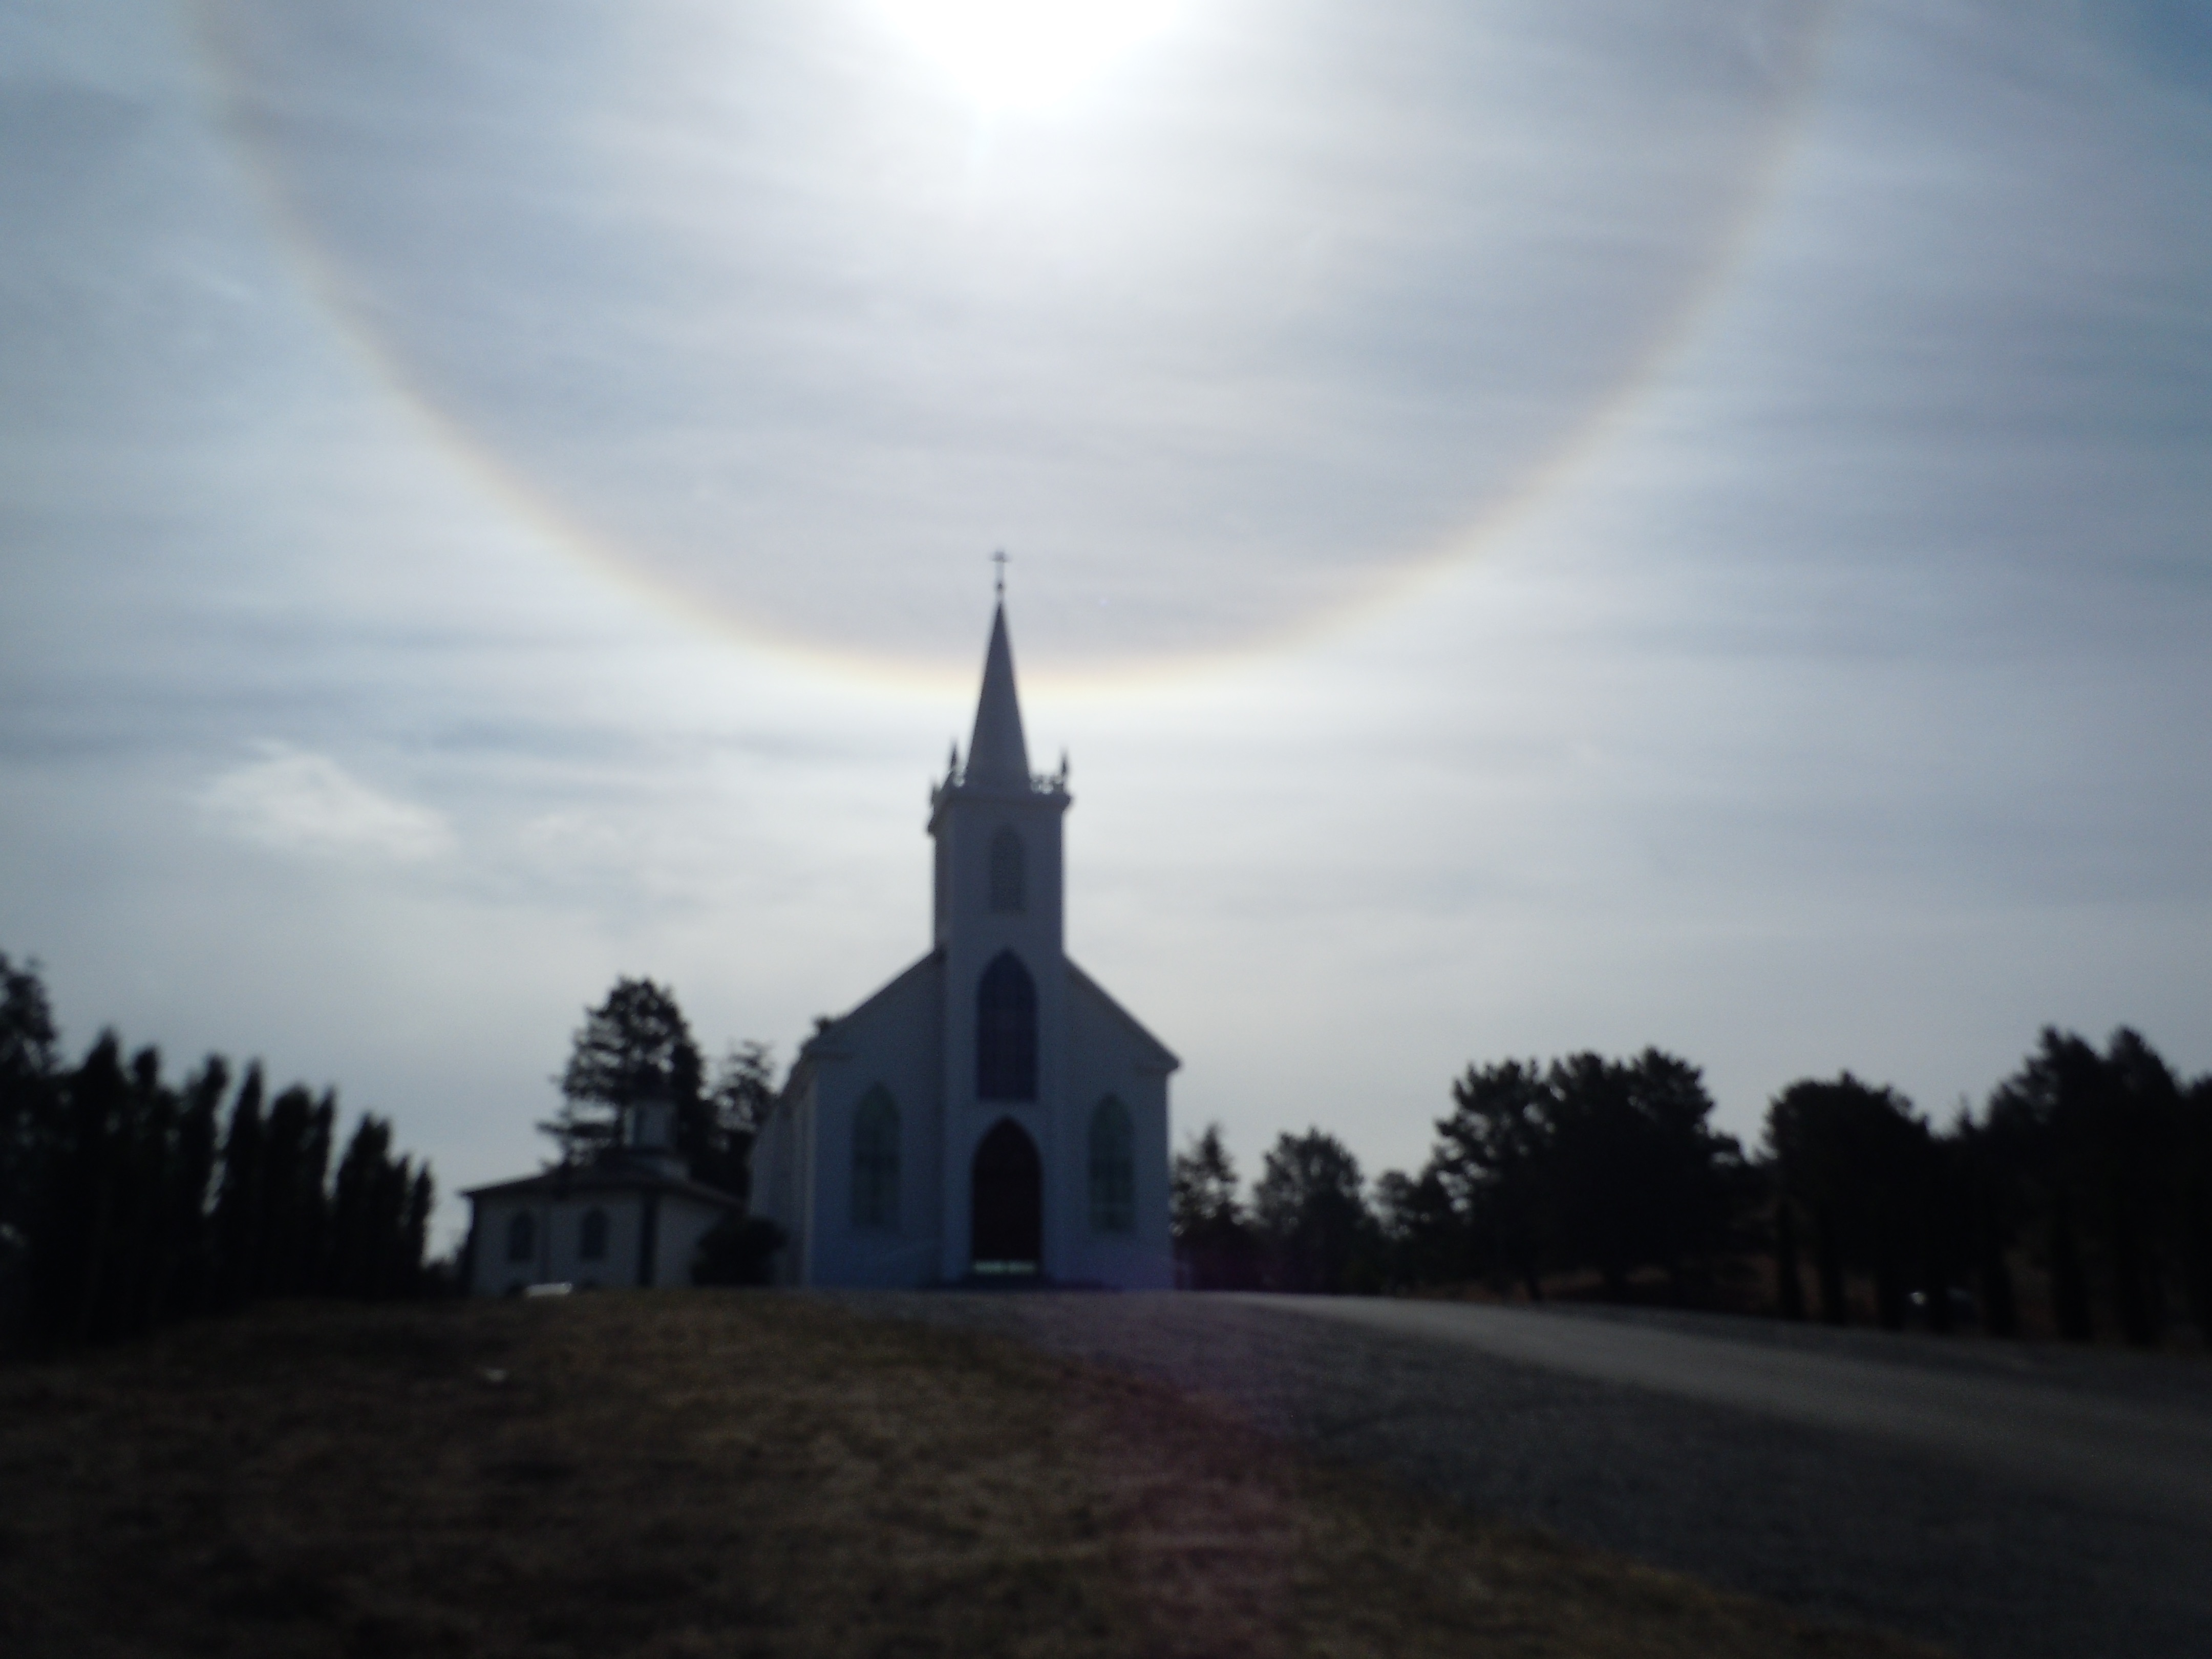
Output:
top-left (1089, 1097), bottom-right (1135, 1233)
top-left (579, 1207), bottom-right (609, 1261)
top-left (852, 1086), bottom-right (901, 1230)
top-left (976, 951), bottom-right (1037, 1101)
top-left (505, 1211), bottom-right (535, 1263)
top-left (989, 825), bottom-right (1026, 913)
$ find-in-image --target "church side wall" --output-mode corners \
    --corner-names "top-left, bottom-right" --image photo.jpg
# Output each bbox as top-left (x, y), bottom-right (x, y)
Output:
top-left (1064, 973), bottom-right (1176, 1290)
top-left (806, 958), bottom-right (945, 1287)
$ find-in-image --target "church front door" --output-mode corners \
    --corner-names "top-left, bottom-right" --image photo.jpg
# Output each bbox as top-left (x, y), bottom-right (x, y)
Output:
top-left (970, 1118), bottom-right (1042, 1275)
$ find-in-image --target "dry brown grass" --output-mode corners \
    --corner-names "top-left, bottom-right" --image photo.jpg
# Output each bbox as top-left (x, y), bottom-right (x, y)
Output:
top-left (0, 1292), bottom-right (1945, 1657)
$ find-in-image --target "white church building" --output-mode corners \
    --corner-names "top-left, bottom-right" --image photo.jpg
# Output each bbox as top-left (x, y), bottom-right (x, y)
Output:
top-left (754, 603), bottom-right (1178, 1288)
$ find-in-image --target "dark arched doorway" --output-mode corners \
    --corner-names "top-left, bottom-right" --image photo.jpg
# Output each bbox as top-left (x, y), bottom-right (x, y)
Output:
top-left (970, 1117), bottom-right (1042, 1275)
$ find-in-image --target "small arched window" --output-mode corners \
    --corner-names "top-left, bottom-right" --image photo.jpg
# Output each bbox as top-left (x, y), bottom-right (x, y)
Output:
top-left (976, 951), bottom-right (1037, 1101)
top-left (989, 825), bottom-right (1026, 914)
top-left (579, 1207), bottom-right (610, 1261)
top-left (852, 1086), bottom-right (901, 1230)
top-left (1089, 1097), bottom-right (1136, 1233)
top-left (505, 1210), bottom-right (536, 1263)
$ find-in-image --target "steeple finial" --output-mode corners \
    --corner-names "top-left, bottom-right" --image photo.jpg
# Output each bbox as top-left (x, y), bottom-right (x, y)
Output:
top-left (992, 548), bottom-right (1008, 600)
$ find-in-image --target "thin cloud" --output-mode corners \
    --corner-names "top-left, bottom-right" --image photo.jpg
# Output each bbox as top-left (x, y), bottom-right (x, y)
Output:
top-left (200, 742), bottom-right (454, 863)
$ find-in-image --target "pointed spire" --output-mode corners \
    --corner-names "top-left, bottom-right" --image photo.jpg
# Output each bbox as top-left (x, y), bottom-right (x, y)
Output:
top-left (964, 603), bottom-right (1032, 790)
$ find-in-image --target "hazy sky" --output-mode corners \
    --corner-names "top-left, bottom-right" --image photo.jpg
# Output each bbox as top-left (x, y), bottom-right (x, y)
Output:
top-left (5, 0), bottom-right (2211, 1248)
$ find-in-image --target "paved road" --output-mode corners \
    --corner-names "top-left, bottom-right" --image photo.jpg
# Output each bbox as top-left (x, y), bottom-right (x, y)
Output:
top-left (841, 1291), bottom-right (2212, 1659)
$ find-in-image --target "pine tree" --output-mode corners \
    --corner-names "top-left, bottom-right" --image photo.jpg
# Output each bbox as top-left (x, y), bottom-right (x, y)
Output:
top-left (543, 979), bottom-right (705, 1165)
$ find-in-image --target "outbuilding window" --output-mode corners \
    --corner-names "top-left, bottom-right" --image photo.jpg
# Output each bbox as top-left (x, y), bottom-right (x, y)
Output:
top-left (505, 1211), bottom-right (536, 1263)
top-left (579, 1206), bottom-right (610, 1261)
top-left (1089, 1097), bottom-right (1135, 1234)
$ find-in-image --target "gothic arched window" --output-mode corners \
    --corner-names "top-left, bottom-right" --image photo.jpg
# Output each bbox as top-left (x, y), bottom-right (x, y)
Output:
top-left (852, 1086), bottom-right (901, 1230)
top-left (505, 1211), bottom-right (536, 1263)
top-left (976, 951), bottom-right (1037, 1101)
top-left (579, 1207), bottom-right (609, 1261)
top-left (1089, 1097), bottom-right (1135, 1233)
top-left (989, 825), bottom-right (1026, 914)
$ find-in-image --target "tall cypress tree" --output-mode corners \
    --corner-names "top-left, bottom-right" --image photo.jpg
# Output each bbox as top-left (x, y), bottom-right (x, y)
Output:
top-left (33, 1035), bottom-right (130, 1344)
top-left (327, 1115), bottom-right (396, 1298)
top-left (402, 1167), bottom-right (435, 1297)
top-left (302, 1092), bottom-right (336, 1290)
top-left (210, 1065), bottom-right (266, 1311)
top-left (117, 1046), bottom-right (175, 1339)
top-left (2185, 1077), bottom-right (2212, 1346)
top-left (259, 1087), bottom-right (315, 1297)
top-left (0, 954), bottom-right (60, 1345)
top-left (168, 1057), bottom-right (227, 1321)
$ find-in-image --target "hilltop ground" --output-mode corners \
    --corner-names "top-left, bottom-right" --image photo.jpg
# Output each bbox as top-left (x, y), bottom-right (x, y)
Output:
top-left (0, 1291), bottom-right (1940, 1659)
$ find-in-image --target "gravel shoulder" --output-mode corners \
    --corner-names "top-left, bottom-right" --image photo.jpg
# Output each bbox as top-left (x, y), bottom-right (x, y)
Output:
top-left (836, 1290), bottom-right (2212, 1659)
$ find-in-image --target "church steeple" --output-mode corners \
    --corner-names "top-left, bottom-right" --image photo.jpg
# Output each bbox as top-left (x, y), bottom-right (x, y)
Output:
top-left (929, 597), bottom-right (1068, 954)
top-left (964, 603), bottom-right (1031, 791)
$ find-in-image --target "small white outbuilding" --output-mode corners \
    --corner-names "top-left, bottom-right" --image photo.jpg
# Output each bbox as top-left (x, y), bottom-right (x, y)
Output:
top-left (462, 1100), bottom-right (736, 1295)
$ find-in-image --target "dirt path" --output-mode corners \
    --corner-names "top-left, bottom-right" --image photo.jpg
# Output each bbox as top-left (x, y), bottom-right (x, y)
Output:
top-left (845, 1291), bottom-right (2212, 1659)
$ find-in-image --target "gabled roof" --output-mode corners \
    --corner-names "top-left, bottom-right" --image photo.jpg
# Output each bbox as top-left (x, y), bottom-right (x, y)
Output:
top-left (1068, 959), bottom-right (1180, 1075)
top-left (462, 1162), bottom-right (738, 1207)
top-left (800, 949), bottom-right (943, 1062)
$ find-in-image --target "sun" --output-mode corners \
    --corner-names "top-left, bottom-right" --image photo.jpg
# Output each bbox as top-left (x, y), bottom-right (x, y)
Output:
top-left (874, 0), bottom-right (1183, 113)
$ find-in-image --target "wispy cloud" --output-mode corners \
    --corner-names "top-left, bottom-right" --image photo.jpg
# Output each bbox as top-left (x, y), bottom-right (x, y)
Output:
top-left (200, 742), bottom-right (454, 863)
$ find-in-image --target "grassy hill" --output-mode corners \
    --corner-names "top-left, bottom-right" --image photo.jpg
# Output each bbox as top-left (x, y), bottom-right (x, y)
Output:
top-left (0, 1291), bottom-right (1941, 1657)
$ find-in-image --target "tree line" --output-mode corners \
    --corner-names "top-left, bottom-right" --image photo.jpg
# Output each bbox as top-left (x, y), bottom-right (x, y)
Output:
top-left (1174, 1027), bottom-right (2212, 1347)
top-left (0, 953), bottom-right (438, 1354)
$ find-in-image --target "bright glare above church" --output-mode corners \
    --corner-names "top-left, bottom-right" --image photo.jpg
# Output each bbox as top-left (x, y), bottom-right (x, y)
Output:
top-left (754, 602), bottom-right (1178, 1288)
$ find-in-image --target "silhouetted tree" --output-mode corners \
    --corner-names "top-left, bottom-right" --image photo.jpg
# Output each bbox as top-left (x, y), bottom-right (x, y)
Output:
top-left (402, 1166), bottom-right (435, 1296)
top-left (1, 951), bottom-right (440, 1351)
top-left (30, 1034), bottom-right (126, 1342)
top-left (163, 1056), bottom-right (227, 1321)
top-left (1172, 1123), bottom-right (1259, 1289)
top-left (1774, 1197), bottom-right (1806, 1321)
top-left (2182, 1074), bottom-right (2212, 1346)
top-left (1432, 1051), bottom-right (1754, 1304)
top-left (1547, 1050), bottom-right (1755, 1301)
top-left (1764, 1074), bottom-right (1932, 1329)
top-left (546, 978), bottom-right (706, 1166)
top-left (1253, 1129), bottom-right (1376, 1293)
top-left (1986, 1028), bottom-right (2187, 1347)
top-left (210, 1065), bottom-right (266, 1311)
top-left (1373, 1164), bottom-right (1470, 1289)
top-left (1433, 1059), bottom-right (1551, 1299)
top-left (323, 1115), bottom-right (428, 1300)
top-left (694, 1040), bottom-right (778, 1198)
top-left (0, 958), bottom-right (61, 1339)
